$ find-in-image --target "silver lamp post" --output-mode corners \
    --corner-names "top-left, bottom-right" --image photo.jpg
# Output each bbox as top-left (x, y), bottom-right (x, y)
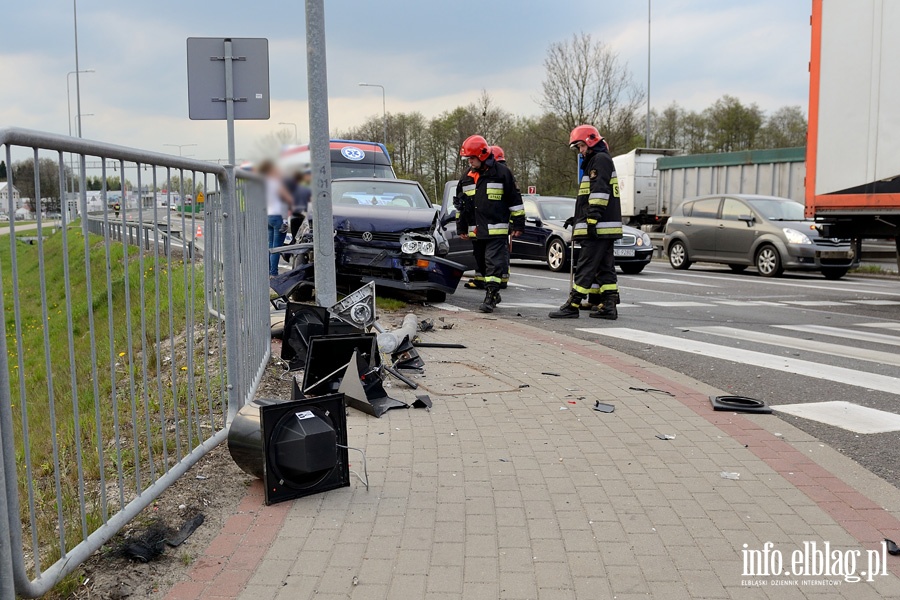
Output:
top-left (278, 122), bottom-right (299, 144)
top-left (646, 0), bottom-right (652, 147)
top-left (163, 143), bottom-right (198, 157)
top-left (66, 69), bottom-right (93, 201)
top-left (358, 82), bottom-right (386, 146)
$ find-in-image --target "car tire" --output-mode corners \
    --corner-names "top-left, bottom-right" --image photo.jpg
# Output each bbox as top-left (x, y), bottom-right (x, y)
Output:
top-left (728, 264), bottom-right (748, 273)
top-left (821, 267), bottom-right (848, 280)
top-left (546, 238), bottom-right (569, 273)
top-left (668, 240), bottom-right (691, 270)
top-left (755, 245), bottom-right (784, 277)
top-left (619, 263), bottom-right (645, 275)
top-left (426, 290), bottom-right (447, 303)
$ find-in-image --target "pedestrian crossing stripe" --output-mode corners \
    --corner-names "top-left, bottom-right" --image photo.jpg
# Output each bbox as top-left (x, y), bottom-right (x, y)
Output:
top-left (577, 327), bottom-right (900, 396)
top-left (686, 326), bottom-right (900, 367)
top-left (782, 301), bottom-right (851, 306)
top-left (858, 322), bottom-right (900, 330)
top-left (847, 300), bottom-right (900, 306)
top-left (774, 325), bottom-right (900, 348)
top-left (773, 401), bottom-right (900, 434)
top-left (642, 301), bottom-right (712, 307)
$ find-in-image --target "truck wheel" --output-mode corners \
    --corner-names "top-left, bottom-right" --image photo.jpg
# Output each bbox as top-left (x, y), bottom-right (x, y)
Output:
top-left (728, 264), bottom-right (747, 273)
top-left (668, 240), bottom-right (691, 270)
top-left (546, 238), bottom-right (570, 272)
top-left (821, 267), bottom-right (848, 280)
top-left (755, 245), bottom-right (784, 277)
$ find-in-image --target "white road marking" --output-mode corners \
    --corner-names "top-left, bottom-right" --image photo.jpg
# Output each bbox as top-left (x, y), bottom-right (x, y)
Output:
top-left (687, 326), bottom-right (900, 367)
top-left (577, 327), bottom-right (900, 395)
top-left (847, 300), bottom-right (900, 306)
top-left (499, 303), bottom-right (558, 309)
top-left (774, 324), bottom-right (900, 348)
top-left (773, 401), bottom-right (900, 434)
top-left (713, 300), bottom-right (786, 307)
top-left (636, 277), bottom-right (717, 287)
top-left (640, 267), bottom-right (900, 297)
top-left (781, 301), bottom-right (851, 307)
top-left (641, 301), bottom-right (713, 307)
top-left (858, 322), bottom-right (900, 330)
top-left (432, 303), bottom-right (469, 312)
top-left (506, 282), bottom-right (534, 289)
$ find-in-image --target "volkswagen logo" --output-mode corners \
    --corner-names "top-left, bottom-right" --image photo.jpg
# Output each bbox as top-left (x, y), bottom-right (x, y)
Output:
top-left (361, 231), bottom-right (373, 242)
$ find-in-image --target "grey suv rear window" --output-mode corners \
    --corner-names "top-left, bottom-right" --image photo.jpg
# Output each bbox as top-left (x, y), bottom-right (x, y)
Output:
top-left (691, 198), bottom-right (721, 218)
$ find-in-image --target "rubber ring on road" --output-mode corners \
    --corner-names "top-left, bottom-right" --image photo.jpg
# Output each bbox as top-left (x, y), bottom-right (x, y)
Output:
top-left (709, 395), bottom-right (773, 414)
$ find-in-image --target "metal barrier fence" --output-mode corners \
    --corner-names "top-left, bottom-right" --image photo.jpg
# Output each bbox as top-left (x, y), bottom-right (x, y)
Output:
top-left (0, 127), bottom-right (270, 597)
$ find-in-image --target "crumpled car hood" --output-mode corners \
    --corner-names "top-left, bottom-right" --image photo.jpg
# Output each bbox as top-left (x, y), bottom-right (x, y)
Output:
top-left (333, 204), bottom-right (438, 233)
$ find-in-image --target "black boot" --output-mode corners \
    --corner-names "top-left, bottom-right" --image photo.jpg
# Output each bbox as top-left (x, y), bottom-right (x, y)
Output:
top-left (580, 293), bottom-right (602, 311)
top-left (464, 278), bottom-right (485, 289)
top-left (589, 292), bottom-right (618, 320)
top-left (478, 288), bottom-right (501, 313)
top-left (549, 291), bottom-right (583, 319)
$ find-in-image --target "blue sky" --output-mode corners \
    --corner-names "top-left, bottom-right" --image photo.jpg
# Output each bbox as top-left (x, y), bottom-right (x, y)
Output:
top-left (0, 1), bottom-right (812, 162)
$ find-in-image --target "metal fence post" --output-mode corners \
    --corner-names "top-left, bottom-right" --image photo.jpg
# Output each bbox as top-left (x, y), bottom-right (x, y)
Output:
top-left (220, 167), bottom-right (243, 423)
top-left (0, 419), bottom-right (15, 600)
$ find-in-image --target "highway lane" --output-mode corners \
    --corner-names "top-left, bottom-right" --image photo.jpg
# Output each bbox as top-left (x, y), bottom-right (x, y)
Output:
top-left (438, 258), bottom-right (900, 487)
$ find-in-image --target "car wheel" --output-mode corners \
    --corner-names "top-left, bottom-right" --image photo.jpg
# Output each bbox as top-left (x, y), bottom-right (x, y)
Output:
top-left (728, 264), bottom-right (747, 273)
top-left (668, 240), bottom-right (691, 270)
top-left (426, 290), bottom-right (447, 303)
top-left (755, 245), bottom-right (783, 277)
top-left (619, 263), bottom-right (645, 275)
top-left (821, 267), bottom-right (848, 280)
top-left (546, 238), bottom-right (569, 272)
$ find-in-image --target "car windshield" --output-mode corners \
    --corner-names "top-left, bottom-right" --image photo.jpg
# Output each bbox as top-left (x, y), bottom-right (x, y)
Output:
top-left (332, 180), bottom-right (432, 209)
top-left (332, 164), bottom-right (396, 179)
top-left (747, 198), bottom-right (806, 221)
top-left (538, 200), bottom-right (575, 221)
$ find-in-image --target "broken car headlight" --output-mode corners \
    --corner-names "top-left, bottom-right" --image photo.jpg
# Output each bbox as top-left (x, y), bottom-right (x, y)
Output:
top-left (399, 234), bottom-right (436, 256)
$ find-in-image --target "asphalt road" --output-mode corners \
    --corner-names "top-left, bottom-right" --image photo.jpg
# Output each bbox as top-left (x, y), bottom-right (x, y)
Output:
top-left (439, 257), bottom-right (900, 488)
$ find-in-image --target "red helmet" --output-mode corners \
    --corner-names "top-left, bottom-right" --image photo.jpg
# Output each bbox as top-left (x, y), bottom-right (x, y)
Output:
top-left (460, 135), bottom-right (491, 161)
top-left (491, 145), bottom-right (506, 162)
top-left (569, 125), bottom-right (604, 149)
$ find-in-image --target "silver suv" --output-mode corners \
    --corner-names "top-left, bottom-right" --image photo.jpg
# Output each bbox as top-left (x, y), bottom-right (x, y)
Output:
top-left (663, 194), bottom-right (856, 279)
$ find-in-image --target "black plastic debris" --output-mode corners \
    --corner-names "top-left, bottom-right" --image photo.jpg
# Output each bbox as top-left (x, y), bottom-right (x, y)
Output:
top-left (166, 514), bottom-right (205, 547)
top-left (519, 384), bottom-right (530, 389)
top-left (593, 401), bottom-right (615, 413)
top-left (710, 395), bottom-right (773, 414)
top-left (655, 434), bottom-right (676, 440)
top-left (120, 522), bottom-right (169, 563)
top-left (629, 386), bottom-right (675, 397)
top-left (886, 539), bottom-right (900, 556)
top-left (412, 394), bottom-right (432, 409)
top-left (418, 319), bottom-right (435, 332)
top-left (412, 342), bottom-right (466, 349)
top-left (541, 372), bottom-right (561, 377)
top-left (440, 323), bottom-right (455, 330)
top-left (392, 336), bottom-right (426, 371)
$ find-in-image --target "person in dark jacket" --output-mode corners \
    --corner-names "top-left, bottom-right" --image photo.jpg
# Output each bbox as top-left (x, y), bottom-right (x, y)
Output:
top-left (460, 144), bottom-right (513, 291)
top-left (456, 135), bottom-right (525, 313)
top-left (549, 125), bottom-right (622, 319)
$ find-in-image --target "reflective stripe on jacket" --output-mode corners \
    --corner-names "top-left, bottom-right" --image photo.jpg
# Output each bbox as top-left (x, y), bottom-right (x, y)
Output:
top-left (573, 148), bottom-right (622, 240)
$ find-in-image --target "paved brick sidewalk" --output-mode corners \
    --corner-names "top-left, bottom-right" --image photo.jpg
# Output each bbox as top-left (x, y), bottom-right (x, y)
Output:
top-left (167, 308), bottom-right (900, 599)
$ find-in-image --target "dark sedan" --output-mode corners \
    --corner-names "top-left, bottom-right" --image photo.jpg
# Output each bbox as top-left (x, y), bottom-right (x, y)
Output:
top-left (440, 182), bottom-right (654, 274)
top-left (284, 179), bottom-right (465, 302)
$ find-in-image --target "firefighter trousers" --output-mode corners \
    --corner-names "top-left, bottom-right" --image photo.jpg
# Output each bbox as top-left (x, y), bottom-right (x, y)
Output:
top-left (572, 237), bottom-right (618, 298)
top-left (482, 237), bottom-right (509, 290)
top-left (471, 238), bottom-right (487, 281)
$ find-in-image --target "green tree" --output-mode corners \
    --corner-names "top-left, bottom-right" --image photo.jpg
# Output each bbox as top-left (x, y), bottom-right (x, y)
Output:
top-left (11, 158), bottom-right (62, 212)
top-left (760, 106), bottom-right (807, 148)
top-left (0, 160), bottom-right (7, 181)
top-left (704, 95), bottom-right (764, 152)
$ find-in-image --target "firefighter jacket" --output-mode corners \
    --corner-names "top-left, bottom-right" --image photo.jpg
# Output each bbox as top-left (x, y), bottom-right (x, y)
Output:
top-left (573, 147), bottom-right (623, 240)
top-left (455, 159), bottom-right (525, 240)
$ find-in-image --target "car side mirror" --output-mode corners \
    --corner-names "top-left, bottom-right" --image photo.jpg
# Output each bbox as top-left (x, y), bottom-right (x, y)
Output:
top-left (739, 214), bottom-right (755, 226)
top-left (525, 216), bottom-right (542, 227)
top-left (440, 211), bottom-right (456, 227)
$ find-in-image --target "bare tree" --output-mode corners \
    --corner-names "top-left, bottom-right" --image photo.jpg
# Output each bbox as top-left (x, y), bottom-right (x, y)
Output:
top-left (540, 33), bottom-right (645, 150)
top-left (253, 128), bottom-right (295, 162)
top-left (760, 106), bottom-right (807, 148)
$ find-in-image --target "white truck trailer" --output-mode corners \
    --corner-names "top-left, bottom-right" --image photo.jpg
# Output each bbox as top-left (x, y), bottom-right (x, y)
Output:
top-left (806, 0), bottom-right (900, 269)
top-left (611, 148), bottom-right (678, 227)
top-left (654, 147), bottom-right (806, 230)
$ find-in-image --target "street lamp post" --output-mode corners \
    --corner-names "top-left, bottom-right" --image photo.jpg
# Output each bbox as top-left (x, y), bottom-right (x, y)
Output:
top-left (278, 122), bottom-right (299, 144)
top-left (66, 69), bottom-right (93, 202)
top-left (163, 143), bottom-right (198, 157)
top-left (358, 82), bottom-right (386, 146)
top-left (646, 0), bottom-right (651, 147)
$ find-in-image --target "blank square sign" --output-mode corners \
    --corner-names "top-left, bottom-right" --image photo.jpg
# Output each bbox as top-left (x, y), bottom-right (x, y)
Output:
top-left (187, 37), bottom-right (270, 120)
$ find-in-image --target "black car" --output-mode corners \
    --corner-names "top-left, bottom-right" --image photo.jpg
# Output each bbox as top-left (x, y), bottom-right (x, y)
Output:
top-left (284, 178), bottom-right (465, 302)
top-left (440, 182), bottom-right (654, 274)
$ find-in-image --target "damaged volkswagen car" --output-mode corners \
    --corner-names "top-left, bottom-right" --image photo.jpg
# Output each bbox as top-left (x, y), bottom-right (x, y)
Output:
top-left (282, 179), bottom-right (466, 302)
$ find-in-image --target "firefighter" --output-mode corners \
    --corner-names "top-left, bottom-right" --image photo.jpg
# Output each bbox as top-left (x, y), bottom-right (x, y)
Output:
top-left (549, 125), bottom-right (622, 319)
top-left (492, 145), bottom-right (512, 290)
top-left (113, 202), bottom-right (121, 218)
top-left (457, 135), bottom-right (524, 313)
